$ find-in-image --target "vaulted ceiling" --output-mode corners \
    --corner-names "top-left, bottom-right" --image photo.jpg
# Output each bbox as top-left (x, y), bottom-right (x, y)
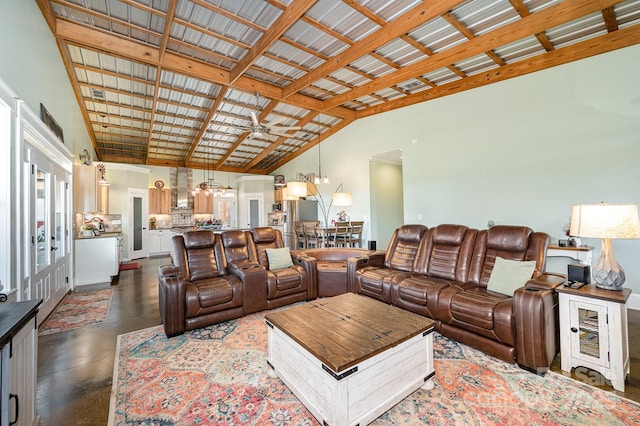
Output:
top-left (37, 0), bottom-right (640, 174)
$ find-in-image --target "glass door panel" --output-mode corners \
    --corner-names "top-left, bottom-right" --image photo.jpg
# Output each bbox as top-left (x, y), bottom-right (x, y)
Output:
top-left (54, 177), bottom-right (65, 260)
top-left (570, 300), bottom-right (609, 368)
top-left (214, 195), bottom-right (236, 228)
top-left (35, 169), bottom-right (49, 271)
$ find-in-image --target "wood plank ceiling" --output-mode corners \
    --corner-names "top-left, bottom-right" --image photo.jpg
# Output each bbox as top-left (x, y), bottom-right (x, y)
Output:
top-left (37, 0), bottom-right (640, 174)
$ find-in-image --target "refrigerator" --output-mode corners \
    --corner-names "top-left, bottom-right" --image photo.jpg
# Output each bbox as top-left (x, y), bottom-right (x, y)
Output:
top-left (282, 199), bottom-right (318, 248)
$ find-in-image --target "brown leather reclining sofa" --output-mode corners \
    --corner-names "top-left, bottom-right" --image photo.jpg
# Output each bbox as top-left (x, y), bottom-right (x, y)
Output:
top-left (352, 223), bottom-right (565, 373)
top-left (158, 227), bottom-right (312, 337)
top-left (158, 224), bottom-right (564, 373)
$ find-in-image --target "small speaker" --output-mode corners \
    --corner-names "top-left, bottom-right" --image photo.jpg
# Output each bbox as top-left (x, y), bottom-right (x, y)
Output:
top-left (368, 240), bottom-right (376, 250)
top-left (568, 263), bottom-right (591, 284)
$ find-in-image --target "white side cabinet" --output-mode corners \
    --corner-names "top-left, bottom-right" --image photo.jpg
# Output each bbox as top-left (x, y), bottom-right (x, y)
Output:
top-left (0, 300), bottom-right (41, 426)
top-left (557, 285), bottom-right (631, 392)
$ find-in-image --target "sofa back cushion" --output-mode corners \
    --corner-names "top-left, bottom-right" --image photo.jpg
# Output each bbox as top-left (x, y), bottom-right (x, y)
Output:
top-left (221, 230), bottom-right (255, 264)
top-left (251, 227), bottom-right (284, 268)
top-left (384, 224), bottom-right (428, 272)
top-left (173, 230), bottom-right (224, 281)
top-left (469, 225), bottom-right (549, 287)
top-left (416, 224), bottom-right (477, 282)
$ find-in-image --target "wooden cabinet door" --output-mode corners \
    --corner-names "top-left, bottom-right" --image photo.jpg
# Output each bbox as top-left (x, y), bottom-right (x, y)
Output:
top-left (193, 191), bottom-right (213, 214)
top-left (149, 188), bottom-right (159, 214)
top-left (158, 188), bottom-right (171, 214)
top-left (149, 188), bottom-right (171, 214)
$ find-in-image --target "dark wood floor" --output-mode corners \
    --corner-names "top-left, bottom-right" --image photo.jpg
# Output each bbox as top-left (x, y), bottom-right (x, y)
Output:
top-left (36, 256), bottom-right (640, 425)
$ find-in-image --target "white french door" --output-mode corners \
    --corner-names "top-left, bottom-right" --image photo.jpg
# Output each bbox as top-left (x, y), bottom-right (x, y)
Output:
top-left (24, 145), bottom-right (71, 323)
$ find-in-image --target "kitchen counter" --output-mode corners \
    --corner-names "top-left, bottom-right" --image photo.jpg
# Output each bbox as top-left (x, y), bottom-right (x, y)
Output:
top-left (75, 231), bottom-right (122, 240)
top-left (75, 234), bottom-right (122, 285)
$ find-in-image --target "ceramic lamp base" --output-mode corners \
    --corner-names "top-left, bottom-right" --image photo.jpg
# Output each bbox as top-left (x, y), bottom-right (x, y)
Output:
top-left (593, 238), bottom-right (625, 290)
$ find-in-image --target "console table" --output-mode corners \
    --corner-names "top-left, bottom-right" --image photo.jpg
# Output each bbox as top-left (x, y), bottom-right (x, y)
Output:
top-left (547, 245), bottom-right (593, 265)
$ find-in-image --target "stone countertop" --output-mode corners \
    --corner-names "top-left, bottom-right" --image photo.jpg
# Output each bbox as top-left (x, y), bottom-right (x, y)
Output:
top-left (75, 231), bottom-right (122, 240)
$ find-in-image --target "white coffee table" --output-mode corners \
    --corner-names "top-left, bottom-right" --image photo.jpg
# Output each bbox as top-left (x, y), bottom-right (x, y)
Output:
top-left (265, 293), bottom-right (435, 426)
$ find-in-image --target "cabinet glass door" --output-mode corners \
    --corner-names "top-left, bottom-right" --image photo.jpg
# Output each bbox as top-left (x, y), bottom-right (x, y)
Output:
top-left (570, 300), bottom-right (609, 367)
top-left (214, 192), bottom-right (236, 228)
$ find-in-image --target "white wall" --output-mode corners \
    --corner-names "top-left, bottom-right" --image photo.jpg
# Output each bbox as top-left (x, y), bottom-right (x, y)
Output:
top-left (276, 44), bottom-right (640, 302)
top-left (0, 1), bottom-right (92, 158)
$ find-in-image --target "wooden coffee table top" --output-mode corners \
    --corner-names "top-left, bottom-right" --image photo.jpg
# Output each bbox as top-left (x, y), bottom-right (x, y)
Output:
top-left (265, 293), bottom-right (434, 373)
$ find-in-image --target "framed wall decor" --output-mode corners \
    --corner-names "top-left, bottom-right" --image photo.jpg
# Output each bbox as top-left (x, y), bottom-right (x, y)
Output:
top-left (40, 103), bottom-right (64, 143)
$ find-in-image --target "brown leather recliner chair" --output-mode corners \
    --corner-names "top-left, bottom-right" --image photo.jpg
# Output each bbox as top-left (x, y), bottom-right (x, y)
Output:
top-left (353, 224), bottom-right (428, 303)
top-left (158, 230), bottom-right (243, 337)
top-left (219, 230), bottom-right (268, 315)
top-left (250, 227), bottom-right (314, 309)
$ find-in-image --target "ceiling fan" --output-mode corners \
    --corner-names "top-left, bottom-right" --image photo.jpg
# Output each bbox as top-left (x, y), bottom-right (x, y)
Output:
top-left (234, 92), bottom-right (301, 139)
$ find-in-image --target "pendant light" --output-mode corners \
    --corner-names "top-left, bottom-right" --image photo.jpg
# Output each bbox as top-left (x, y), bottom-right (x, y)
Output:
top-left (314, 143), bottom-right (329, 184)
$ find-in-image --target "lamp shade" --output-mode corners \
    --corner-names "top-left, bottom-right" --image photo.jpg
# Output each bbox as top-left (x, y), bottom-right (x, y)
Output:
top-left (570, 203), bottom-right (640, 239)
top-left (287, 181), bottom-right (308, 198)
top-left (332, 192), bottom-right (352, 207)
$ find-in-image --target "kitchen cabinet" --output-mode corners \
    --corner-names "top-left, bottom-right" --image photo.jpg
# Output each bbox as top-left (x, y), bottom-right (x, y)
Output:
top-left (149, 188), bottom-right (171, 215)
top-left (1, 300), bottom-right (41, 426)
top-left (75, 234), bottom-right (121, 285)
top-left (74, 165), bottom-right (108, 213)
top-left (193, 191), bottom-right (213, 214)
top-left (148, 230), bottom-right (175, 256)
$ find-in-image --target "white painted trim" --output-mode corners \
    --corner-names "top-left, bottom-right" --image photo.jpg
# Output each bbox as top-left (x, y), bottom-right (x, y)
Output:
top-left (237, 175), bottom-right (274, 182)
top-left (626, 293), bottom-right (640, 311)
top-left (102, 161), bottom-right (150, 174)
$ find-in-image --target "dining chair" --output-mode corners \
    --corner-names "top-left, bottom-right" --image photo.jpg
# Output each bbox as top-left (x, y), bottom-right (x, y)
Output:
top-left (315, 225), bottom-right (332, 248)
top-left (348, 221), bottom-right (364, 247)
top-left (333, 221), bottom-right (350, 247)
top-left (294, 222), bottom-right (306, 249)
top-left (303, 222), bottom-right (320, 248)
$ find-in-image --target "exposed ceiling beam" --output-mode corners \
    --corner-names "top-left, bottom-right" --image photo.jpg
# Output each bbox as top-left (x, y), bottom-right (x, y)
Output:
top-left (229, 0), bottom-right (317, 83)
top-left (357, 23), bottom-right (640, 118)
top-left (282, 0), bottom-right (466, 98)
top-left (324, 0), bottom-right (624, 111)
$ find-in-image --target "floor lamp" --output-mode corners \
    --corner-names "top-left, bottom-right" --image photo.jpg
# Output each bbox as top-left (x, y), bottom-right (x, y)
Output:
top-left (570, 203), bottom-right (640, 290)
top-left (287, 177), bottom-right (352, 238)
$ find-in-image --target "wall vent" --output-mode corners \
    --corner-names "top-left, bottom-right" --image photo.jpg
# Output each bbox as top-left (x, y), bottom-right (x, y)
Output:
top-left (91, 89), bottom-right (106, 100)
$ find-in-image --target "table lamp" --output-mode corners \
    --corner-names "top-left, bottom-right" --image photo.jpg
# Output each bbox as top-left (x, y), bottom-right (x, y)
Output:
top-left (570, 203), bottom-right (640, 290)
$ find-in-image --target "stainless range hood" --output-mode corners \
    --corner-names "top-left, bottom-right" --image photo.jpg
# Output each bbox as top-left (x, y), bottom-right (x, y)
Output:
top-left (174, 167), bottom-right (191, 209)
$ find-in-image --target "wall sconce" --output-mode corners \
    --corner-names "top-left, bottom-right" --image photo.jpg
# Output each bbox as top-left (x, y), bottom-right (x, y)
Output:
top-left (570, 202), bottom-right (640, 290)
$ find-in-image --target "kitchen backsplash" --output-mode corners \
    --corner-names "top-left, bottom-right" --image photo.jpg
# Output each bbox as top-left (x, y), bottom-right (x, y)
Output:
top-left (74, 213), bottom-right (122, 236)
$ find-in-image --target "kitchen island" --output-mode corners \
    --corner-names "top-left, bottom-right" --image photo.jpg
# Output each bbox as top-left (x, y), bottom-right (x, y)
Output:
top-left (75, 232), bottom-right (122, 285)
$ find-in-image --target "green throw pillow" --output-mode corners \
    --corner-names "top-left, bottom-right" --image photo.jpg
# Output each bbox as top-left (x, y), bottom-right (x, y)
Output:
top-left (265, 247), bottom-right (293, 270)
top-left (487, 256), bottom-right (536, 296)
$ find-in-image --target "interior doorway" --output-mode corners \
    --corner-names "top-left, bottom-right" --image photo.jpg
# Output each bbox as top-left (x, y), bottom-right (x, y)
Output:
top-left (128, 188), bottom-right (149, 260)
top-left (369, 150), bottom-right (404, 250)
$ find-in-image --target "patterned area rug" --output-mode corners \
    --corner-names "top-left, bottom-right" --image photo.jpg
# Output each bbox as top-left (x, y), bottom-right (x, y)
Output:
top-left (109, 311), bottom-right (640, 425)
top-left (39, 289), bottom-right (113, 336)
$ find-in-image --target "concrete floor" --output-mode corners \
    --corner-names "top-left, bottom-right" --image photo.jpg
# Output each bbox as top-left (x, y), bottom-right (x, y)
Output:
top-left (36, 255), bottom-right (640, 425)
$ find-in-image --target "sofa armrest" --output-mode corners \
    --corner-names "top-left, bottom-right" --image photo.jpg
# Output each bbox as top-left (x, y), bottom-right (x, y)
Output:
top-left (346, 251), bottom-right (385, 293)
top-left (158, 265), bottom-right (186, 337)
top-left (525, 272), bottom-right (567, 291)
top-left (292, 255), bottom-right (318, 300)
top-left (228, 262), bottom-right (267, 315)
top-left (513, 286), bottom-right (559, 374)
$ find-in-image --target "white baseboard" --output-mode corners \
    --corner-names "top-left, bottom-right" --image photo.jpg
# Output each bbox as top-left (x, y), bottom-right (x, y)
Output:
top-left (627, 293), bottom-right (640, 311)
